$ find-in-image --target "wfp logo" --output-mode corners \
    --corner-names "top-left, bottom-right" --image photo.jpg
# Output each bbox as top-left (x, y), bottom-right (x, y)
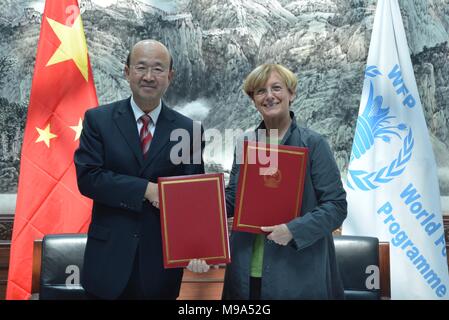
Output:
top-left (347, 65), bottom-right (414, 191)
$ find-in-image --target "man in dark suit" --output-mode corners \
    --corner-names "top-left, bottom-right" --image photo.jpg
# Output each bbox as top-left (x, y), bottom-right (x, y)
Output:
top-left (74, 40), bottom-right (205, 299)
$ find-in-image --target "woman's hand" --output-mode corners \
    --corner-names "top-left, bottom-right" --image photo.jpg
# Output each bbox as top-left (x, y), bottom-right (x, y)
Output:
top-left (261, 224), bottom-right (293, 246)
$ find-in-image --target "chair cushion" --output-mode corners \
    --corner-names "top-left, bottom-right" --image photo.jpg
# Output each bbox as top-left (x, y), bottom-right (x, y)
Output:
top-left (39, 234), bottom-right (87, 300)
top-left (334, 235), bottom-right (381, 300)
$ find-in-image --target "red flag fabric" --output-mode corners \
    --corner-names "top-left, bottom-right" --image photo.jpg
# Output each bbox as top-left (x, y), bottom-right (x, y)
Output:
top-left (7, 0), bottom-right (98, 300)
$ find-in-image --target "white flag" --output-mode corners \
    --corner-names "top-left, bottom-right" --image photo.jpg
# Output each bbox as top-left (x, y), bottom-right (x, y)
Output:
top-left (342, 0), bottom-right (449, 300)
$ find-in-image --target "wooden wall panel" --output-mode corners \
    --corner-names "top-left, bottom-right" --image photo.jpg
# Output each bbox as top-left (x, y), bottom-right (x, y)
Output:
top-left (1, 215), bottom-right (449, 299)
top-left (0, 241), bottom-right (10, 300)
top-left (379, 242), bottom-right (390, 299)
top-left (179, 268), bottom-right (225, 300)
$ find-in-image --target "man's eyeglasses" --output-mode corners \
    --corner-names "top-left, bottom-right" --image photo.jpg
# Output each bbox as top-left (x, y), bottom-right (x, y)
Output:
top-left (131, 65), bottom-right (167, 76)
top-left (254, 85), bottom-right (285, 97)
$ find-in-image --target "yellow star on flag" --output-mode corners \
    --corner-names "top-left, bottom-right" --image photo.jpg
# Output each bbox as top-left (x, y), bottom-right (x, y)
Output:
top-left (45, 14), bottom-right (89, 81)
top-left (70, 118), bottom-right (83, 141)
top-left (35, 124), bottom-right (57, 148)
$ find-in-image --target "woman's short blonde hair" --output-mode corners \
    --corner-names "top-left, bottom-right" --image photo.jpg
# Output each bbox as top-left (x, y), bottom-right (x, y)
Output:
top-left (243, 64), bottom-right (297, 98)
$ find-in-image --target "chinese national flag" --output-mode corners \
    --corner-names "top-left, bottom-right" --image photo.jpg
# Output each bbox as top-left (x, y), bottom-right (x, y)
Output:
top-left (6, 0), bottom-right (97, 300)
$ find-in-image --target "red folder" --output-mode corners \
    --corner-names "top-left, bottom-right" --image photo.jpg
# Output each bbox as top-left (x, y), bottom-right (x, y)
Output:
top-left (158, 173), bottom-right (231, 268)
top-left (233, 141), bottom-right (308, 234)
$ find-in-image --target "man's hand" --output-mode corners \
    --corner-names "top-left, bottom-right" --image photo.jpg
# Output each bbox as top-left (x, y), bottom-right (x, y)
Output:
top-left (187, 259), bottom-right (210, 273)
top-left (261, 224), bottom-right (293, 246)
top-left (145, 182), bottom-right (159, 208)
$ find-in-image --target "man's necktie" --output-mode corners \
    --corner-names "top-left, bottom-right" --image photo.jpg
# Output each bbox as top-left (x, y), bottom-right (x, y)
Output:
top-left (139, 114), bottom-right (153, 158)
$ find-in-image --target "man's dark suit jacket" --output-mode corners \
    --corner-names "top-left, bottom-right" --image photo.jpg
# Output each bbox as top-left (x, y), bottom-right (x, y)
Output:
top-left (74, 97), bottom-right (204, 299)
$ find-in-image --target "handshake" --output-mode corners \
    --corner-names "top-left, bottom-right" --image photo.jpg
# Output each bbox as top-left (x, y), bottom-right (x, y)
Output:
top-left (187, 259), bottom-right (218, 273)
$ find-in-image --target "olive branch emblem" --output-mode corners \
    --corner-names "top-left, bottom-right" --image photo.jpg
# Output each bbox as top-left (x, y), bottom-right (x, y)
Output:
top-left (347, 66), bottom-right (414, 191)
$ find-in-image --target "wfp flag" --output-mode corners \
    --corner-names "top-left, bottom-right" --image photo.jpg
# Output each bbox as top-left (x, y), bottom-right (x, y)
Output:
top-left (7, 0), bottom-right (98, 299)
top-left (342, 0), bottom-right (449, 299)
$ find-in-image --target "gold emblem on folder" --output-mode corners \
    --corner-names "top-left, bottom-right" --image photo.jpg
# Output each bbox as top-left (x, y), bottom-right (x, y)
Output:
top-left (263, 167), bottom-right (282, 188)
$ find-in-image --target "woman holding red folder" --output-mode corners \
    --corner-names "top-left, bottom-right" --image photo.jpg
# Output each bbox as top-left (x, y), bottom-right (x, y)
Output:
top-left (221, 64), bottom-right (348, 299)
